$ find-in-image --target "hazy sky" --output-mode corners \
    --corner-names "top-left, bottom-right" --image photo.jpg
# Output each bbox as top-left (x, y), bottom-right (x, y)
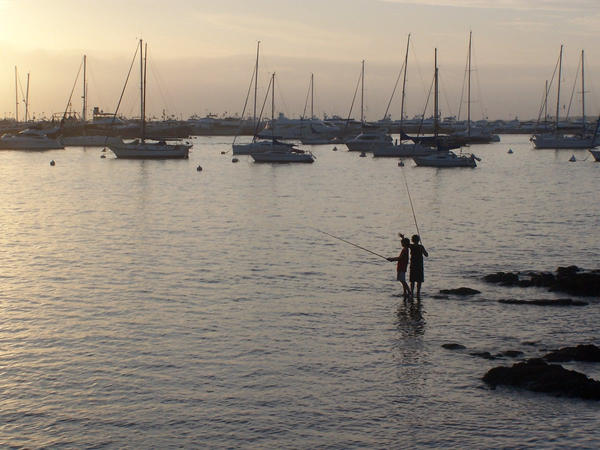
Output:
top-left (2, 0), bottom-right (600, 121)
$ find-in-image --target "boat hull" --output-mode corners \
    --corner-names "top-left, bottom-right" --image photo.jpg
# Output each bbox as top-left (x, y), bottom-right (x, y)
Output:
top-left (0, 137), bottom-right (64, 150)
top-left (413, 152), bottom-right (477, 167)
top-left (532, 134), bottom-right (597, 149)
top-left (232, 141), bottom-right (293, 155)
top-left (251, 151), bottom-right (315, 163)
top-left (109, 142), bottom-right (190, 159)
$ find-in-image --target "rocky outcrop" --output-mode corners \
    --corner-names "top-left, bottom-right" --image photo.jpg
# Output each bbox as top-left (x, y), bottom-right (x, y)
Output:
top-left (544, 344), bottom-right (600, 363)
top-left (498, 298), bottom-right (588, 306)
top-left (483, 358), bottom-right (600, 400)
top-left (439, 287), bottom-right (481, 296)
top-left (483, 266), bottom-right (600, 297)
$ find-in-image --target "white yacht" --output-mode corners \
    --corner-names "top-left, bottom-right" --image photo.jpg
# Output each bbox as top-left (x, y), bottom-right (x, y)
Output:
top-left (345, 131), bottom-right (393, 152)
top-left (413, 150), bottom-right (479, 168)
top-left (373, 142), bottom-right (434, 157)
top-left (0, 128), bottom-right (64, 150)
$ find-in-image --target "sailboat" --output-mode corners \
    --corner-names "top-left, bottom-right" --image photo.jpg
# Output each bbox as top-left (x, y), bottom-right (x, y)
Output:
top-left (108, 40), bottom-right (191, 159)
top-left (373, 34), bottom-right (435, 158)
top-left (413, 48), bottom-right (480, 168)
top-left (251, 73), bottom-right (315, 163)
top-left (232, 43), bottom-right (294, 155)
top-left (450, 32), bottom-right (500, 145)
top-left (532, 48), bottom-right (599, 149)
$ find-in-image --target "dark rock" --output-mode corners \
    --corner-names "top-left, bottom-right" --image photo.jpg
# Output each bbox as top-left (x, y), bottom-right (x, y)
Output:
top-left (483, 358), bottom-right (600, 400)
top-left (442, 343), bottom-right (466, 350)
top-left (501, 350), bottom-right (524, 358)
top-left (439, 287), bottom-right (481, 296)
top-left (484, 267), bottom-right (600, 297)
top-left (471, 351), bottom-right (496, 360)
top-left (544, 344), bottom-right (600, 363)
top-left (498, 299), bottom-right (588, 306)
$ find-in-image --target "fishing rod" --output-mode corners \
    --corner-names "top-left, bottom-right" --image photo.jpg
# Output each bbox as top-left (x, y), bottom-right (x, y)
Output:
top-left (399, 165), bottom-right (422, 243)
top-left (312, 228), bottom-right (390, 261)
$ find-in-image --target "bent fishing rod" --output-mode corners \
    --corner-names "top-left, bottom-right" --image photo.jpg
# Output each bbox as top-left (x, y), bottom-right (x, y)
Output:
top-left (312, 228), bottom-right (390, 261)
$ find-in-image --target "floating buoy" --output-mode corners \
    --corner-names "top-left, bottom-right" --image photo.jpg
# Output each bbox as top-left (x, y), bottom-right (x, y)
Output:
top-left (359, 152), bottom-right (366, 157)
top-left (398, 161), bottom-right (404, 167)
top-left (332, 146), bottom-right (338, 151)
top-left (221, 151), bottom-right (226, 155)
top-left (569, 155), bottom-right (576, 162)
top-left (232, 158), bottom-right (239, 163)
top-left (100, 155), bottom-right (106, 159)
top-left (196, 165), bottom-right (203, 171)
top-left (508, 148), bottom-right (513, 154)
top-left (50, 160), bottom-right (55, 166)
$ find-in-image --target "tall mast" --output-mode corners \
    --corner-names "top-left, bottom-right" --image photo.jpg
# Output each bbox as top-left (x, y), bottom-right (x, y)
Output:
top-left (310, 72), bottom-right (314, 120)
top-left (434, 48), bottom-right (439, 137)
top-left (581, 49), bottom-right (585, 132)
top-left (139, 39), bottom-right (144, 139)
top-left (467, 31), bottom-right (472, 137)
top-left (360, 60), bottom-right (365, 126)
top-left (544, 80), bottom-right (548, 124)
top-left (254, 41), bottom-right (260, 129)
top-left (82, 55), bottom-right (87, 122)
top-left (142, 42), bottom-right (148, 141)
top-left (400, 33), bottom-right (410, 134)
top-left (555, 44), bottom-right (562, 133)
top-left (25, 73), bottom-right (30, 122)
top-left (271, 72), bottom-right (275, 140)
top-left (14, 66), bottom-right (19, 123)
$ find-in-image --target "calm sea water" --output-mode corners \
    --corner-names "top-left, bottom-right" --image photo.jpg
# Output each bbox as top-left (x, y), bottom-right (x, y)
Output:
top-left (0, 135), bottom-right (599, 448)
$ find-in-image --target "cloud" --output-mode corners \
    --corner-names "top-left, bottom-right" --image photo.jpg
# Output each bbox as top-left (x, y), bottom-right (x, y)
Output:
top-left (379, 0), bottom-right (598, 12)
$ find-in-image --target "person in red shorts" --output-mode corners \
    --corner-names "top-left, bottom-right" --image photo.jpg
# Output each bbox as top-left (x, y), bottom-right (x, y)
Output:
top-left (388, 234), bottom-right (412, 297)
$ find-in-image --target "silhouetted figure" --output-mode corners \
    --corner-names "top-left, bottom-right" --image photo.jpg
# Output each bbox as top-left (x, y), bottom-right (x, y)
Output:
top-left (409, 234), bottom-right (428, 297)
top-left (388, 235), bottom-right (411, 297)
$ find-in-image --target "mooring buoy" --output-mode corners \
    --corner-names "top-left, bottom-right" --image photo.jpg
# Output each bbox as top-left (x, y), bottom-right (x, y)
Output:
top-left (398, 161), bottom-right (405, 167)
top-left (232, 158), bottom-right (239, 163)
top-left (359, 152), bottom-right (366, 157)
top-left (569, 155), bottom-right (576, 162)
top-left (197, 165), bottom-right (203, 171)
top-left (50, 160), bottom-right (55, 166)
top-left (508, 148), bottom-right (513, 154)
top-left (100, 155), bottom-right (106, 159)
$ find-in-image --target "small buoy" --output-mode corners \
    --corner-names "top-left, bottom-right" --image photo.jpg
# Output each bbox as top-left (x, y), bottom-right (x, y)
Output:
top-left (332, 146), bottom-right (338, 151)
top-left (50, 160), bottom-right (55, 166)
top-left (569, 155), bottom-right (576, 162)
top-left (196, 165), bottom-right (203, 171)
top-left (359, 152), bottom-right (366, 157)
top-left (508, 148), bottom-right (513, 154)
top-left (232, 158), bottom-right (239, 163)
top-left (100, 155), bottom-right (106, 159)
top-left (221, 151), bottom-right (226, 155)
top-left (398, 161), bottom-right (404, 167)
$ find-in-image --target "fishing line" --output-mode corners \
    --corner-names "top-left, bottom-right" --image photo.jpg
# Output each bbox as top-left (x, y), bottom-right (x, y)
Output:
top-left (312, 228), bottom-right (389, 261)
top-left (400, 165), bottom-right (422, 243)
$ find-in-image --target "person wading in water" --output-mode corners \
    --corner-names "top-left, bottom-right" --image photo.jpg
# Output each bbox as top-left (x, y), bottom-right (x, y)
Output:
top-left (387, 235), bottom-right (411, 297)
top-left (409, 234), bottom-right (428, 297)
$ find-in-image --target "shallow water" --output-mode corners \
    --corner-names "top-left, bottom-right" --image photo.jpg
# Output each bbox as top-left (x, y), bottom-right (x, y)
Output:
top-left (0, 136), bottom-right (599, 447)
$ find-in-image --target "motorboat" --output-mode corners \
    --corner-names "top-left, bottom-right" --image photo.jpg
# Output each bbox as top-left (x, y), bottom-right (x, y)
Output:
top-left (0, 128), bottom-right (64, 150)
top-left (251, 147), bottom-right (315, 163)
top-left (413, 150), bottom-right (479, 168)
top-left (345, 131), bottom-right (393, 152)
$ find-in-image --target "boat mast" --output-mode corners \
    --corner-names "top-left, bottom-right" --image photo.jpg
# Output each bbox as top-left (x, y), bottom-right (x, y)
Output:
top-left (360, 60), bottom-right (365, 126)
top-left (311, 72), bottom-right (314, 120)
top-left (254, 41), bottom-right (260, 130)
top-left (82, 55), bottom-right (87, 122)
top-left (467, 31), bottom-right (472, 137)
top-left (555, 44), bottom-right (563, 133)
top-left (581, 49), bottom-right (585, 133)
top-left (544, 80), bottom-right (548, 125)
top-left (25, 73), bottom-right (30, 122)
top-left (400, 33), bottom-right (410, 135)
top-left (14, 66), bottom-right (19, 123)
top-left (434, 48), bottom-right (439, 137)
top-left (142, 42), bottom-right (148, 142)
top-left (271, 72), bottom-right (275, 140)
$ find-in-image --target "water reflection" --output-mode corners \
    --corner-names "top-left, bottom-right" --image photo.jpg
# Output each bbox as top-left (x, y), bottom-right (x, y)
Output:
top-left (395, 297), bottom-right (425, 337)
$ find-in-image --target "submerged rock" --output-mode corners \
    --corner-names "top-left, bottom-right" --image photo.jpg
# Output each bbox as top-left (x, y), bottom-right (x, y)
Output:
top-left (471, 351), bottom-right (496, 360)
top-left (544, 344), bottom-right (600, 363)
top-left (439, 287), bottom-right (481, 296)
top-left (501, 350), bottom-right (524, 358)
top-left (498, 298), bottom-right (588, 306)
top-left (483, 358), bottom-right (600, 400)
top-left (442, 343), bottom-right (466, 350)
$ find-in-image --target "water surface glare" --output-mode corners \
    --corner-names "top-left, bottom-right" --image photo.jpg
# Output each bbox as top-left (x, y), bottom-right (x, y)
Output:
top-left (0, 136), bottom-right (599, 447)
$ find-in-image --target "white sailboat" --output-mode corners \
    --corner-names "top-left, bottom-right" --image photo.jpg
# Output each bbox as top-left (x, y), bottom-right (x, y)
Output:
top-left (0, 128), bottom-right (64, 150)
top-left (532, 48), bottom-right (598, 149)
top-left (251, 73), bottom-right (315, 164)
top-left (108, 40), bottom-right (191, 159)
top-left (413, 49), bottom-right (479, 168)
